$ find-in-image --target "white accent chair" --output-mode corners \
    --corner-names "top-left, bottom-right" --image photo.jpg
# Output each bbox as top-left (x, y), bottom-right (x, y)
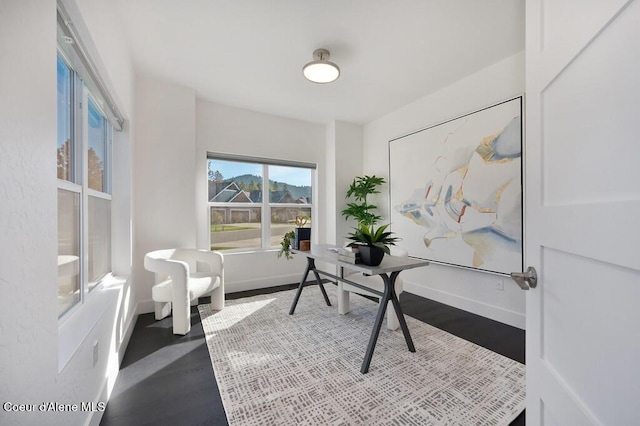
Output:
top-left (144, 248), bottom-right (224, 335)
top-left (338, 246), bottom-right (409, 330)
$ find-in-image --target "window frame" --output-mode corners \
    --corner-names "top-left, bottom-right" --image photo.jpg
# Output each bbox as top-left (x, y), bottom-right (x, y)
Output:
top-left (207, 155), bottom-right (315, 253)
top-left (57, 49), bottom-right (114, 320)
top-left (84, 91), bottom-right (113, 291)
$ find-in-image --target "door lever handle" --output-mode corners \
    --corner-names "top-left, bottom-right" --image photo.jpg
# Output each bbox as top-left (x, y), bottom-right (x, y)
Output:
top-left (510, 266), bottom-right (538, 290)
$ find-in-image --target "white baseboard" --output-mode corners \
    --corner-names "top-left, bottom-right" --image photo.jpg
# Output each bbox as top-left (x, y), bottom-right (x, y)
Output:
top-left (86, 381), bottom-right (107, 426)
top-left (118, 309), bottom-right (137, 365)
top-left (136, 274), bottom-right (303, 315)
top-left (135, 298), bottom-right (216, 314)
top-left (136, 299), bottom-right (155, 315)
top-left (225, 273), bottom-right (303, 293)
top-left (404, 281), bottom-right (526, 330)
top-left (136, 277), bottom-right (525, 328)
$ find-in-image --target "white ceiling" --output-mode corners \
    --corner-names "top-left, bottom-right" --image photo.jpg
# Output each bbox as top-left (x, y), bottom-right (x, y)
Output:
top-left (114, 0), bottom-right (524, 125)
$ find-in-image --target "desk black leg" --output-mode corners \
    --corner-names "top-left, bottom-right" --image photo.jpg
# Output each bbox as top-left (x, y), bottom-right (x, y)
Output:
top-left (386, 272), bottom-right (415, 353)
top-left (288, 257), bottom-right (313, 315)
top-left (360, 279), bottom-right (390, 374)
top-left (361, 272), bottom-right (416, 373)
top-left (289, 258), bottom-right (331, 314)
top-left (312, 267), bottom-right (331, 307)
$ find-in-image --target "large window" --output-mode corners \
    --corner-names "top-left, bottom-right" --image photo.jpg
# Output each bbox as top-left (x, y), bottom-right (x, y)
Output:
top-left (57, 51), bottom-right (113, 317)
top-left (207, 156), bottom-right (314, 251)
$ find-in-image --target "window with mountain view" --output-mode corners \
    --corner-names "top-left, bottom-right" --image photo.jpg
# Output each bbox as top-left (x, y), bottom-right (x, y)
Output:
top-left (207, 158), bottom-right (313, 251)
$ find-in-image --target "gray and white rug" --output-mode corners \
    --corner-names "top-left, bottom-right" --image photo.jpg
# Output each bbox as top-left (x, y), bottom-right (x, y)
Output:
top-left (199, 286), bottom-right (525, 426)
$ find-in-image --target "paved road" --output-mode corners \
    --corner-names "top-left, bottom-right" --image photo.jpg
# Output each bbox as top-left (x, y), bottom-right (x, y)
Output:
top-left (211, 223), bottom-right (302, 250)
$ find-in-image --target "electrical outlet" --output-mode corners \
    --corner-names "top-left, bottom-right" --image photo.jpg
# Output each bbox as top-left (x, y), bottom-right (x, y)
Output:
top-left (93, 341), bottom-right (99, 367)
top-left (495, 280), bottom-right (504, 291)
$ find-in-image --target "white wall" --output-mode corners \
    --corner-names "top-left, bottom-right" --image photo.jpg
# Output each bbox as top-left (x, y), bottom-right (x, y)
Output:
top-left (133, 78), bottom-right (197, 310)
top-left (325, 121), bottom-right (364, 245)
top-left (195, 101), bottom-right (328, 292)
top-left (132, 89), bottom-right (330, 304)
top-left (332, 122), bottom-right (364, 245)
top-left (0, 1), bottom-right (136, 425)
top-left (325, 122), bottom-right (338, 244)
top-left (133, 55), bottom-right (526, 328)
top-left (363, 52), bottom-right (526, 328)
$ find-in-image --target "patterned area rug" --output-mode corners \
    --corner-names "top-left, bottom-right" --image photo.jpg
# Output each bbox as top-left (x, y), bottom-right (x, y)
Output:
top-left (199, 286), bottom-right (525, 426)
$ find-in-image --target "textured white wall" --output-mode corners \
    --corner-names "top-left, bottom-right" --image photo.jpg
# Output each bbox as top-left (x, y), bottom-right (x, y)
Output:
top-left (0, 2), bottom-right (59, 424)
top-left (363, 52), bottom-right (527, 328)
top-left (0, 1), bottom-right (135, 425)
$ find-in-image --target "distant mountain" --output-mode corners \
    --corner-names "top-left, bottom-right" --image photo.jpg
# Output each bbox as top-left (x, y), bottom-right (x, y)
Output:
top-left (224, 174), bottom-right (262, 188)
top-left (213, 174), bottom-right (312, 202)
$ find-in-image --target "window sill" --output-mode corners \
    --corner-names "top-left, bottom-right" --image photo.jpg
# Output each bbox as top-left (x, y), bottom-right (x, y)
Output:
top-left (58, 274), bottom-right (127, 373)
top-left (213, 247), bottom-right (281, 256)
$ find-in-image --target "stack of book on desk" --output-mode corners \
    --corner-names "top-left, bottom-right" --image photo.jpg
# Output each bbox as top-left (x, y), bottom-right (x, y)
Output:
top-left (337, 246), bottom-right (361, 264)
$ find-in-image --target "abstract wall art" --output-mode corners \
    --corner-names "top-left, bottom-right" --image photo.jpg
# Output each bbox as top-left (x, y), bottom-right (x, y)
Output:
top-left (389, 97), bottom-right (523, 275)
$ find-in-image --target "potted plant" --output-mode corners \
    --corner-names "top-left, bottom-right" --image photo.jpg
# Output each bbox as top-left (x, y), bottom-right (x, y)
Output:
top-left (341, 175), bottom-right (386, 226)
top-left (341, 175), bottom-right (399, 265)
top-left (277, 215), bottom-right (311, 260)
top-left (346, 223), bottom-right (400, 266)
top-left (278, 230), bottom-right (295, 260)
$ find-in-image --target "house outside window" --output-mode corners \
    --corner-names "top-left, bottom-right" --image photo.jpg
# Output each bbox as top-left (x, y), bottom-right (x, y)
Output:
top-left (207, 156), bottom-right (314, 251)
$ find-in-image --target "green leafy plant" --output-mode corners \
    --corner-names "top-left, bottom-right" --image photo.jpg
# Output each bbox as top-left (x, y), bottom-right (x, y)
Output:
top-left (346, 223), bottom-right (400, 255)
top-left (341, 175), bottom-right (386, 227)
top-left (278, 230), bottom-right (295, 260)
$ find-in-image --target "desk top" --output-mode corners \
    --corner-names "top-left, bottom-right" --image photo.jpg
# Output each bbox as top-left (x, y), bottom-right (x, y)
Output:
top-left (292, 244), bottom-right (429, 275)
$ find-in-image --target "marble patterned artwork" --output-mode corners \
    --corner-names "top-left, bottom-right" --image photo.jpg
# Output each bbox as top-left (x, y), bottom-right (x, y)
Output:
top-left (389, 97), bottom-right (523, 274)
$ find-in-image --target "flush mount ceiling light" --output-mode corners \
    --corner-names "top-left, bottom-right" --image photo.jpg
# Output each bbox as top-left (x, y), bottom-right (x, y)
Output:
top-left (302, 48), bottom-right (340, 84)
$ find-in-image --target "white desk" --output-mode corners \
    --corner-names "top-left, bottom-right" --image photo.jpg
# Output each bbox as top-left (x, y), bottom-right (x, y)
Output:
top-left (289, 244), bottom-right (429, 373)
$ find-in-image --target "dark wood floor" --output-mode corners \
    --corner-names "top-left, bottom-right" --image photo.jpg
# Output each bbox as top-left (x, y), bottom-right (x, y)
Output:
top-left (101, 283), bottom-right (525, 426)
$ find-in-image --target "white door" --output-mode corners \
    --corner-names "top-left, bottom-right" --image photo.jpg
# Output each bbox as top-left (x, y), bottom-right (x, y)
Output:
top-left (525, 0), bottom-right (640, 424)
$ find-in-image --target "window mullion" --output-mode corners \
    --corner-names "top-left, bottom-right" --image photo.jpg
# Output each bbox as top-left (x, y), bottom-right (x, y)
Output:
top-left (86, 188), bottom-right (112, 200)
top-left (105, 121), bottom-right (112, 194)
top-left (57, 179), bottom-right (82, 193)
top-left (80, 85), bottom-right (89, 303)
top-left (261, 165), bottom-right (270, 249)
top-left (102, 122), bottom-right (107, 192)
